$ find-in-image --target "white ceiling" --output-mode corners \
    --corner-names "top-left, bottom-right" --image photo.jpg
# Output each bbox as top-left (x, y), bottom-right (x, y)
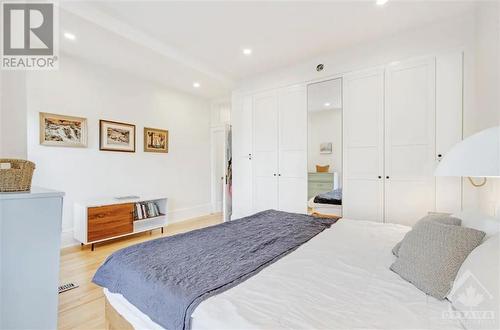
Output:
top-left (60, 1), bottom-right (476, 98)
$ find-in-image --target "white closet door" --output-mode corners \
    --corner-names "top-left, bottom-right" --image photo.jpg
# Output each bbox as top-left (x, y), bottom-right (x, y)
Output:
top-left (278, 85), bottom-right (307, 214)
top-left (231, 94), bottom-right (253, 219)
top-left (253, 91), bottom-right (279, 212)
top-left (384, 58), bottom-right (436, 226)
top-left (436, 52), bottom-right (463, 213)
top-left (343, 69), bottom-right (385, 222)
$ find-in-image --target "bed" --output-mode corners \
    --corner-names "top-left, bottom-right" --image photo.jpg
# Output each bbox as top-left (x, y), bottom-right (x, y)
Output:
top-left (308, 188), bottom-right (342, 217)
top-left (95, 211), bottom-right (465, 330)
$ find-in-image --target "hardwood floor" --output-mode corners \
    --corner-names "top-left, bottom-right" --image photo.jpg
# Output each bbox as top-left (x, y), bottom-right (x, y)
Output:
top-left (58, 213), bottom-right (222, 330)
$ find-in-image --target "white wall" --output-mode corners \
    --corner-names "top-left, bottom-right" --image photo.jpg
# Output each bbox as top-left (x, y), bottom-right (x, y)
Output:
top-left (307, 109), bottom-right (342, 179)
top-left (473, 2), bottom-right (500, 216)
top-left (0, 72), bottom-right (28, 159)
top-left (234, 9), bottom-right (499, 215)
top-left (26, 55), bottom-right (212, 247)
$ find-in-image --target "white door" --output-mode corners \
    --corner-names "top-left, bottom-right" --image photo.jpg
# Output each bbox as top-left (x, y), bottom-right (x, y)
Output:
top-left (343, 68), bottom-right (385, 222)
top-left (211, 127), bottom-right (225, 213)
top-left (384, 58), bottom-right (436, 225)
top-left (435, 52), bottom-right (463, 213)
top-left (231, 94), bottom-right (253, 219)
top-left (253, 91), bottom-right (279, 212)
top-left (278, 85), bottom-right (307, 213)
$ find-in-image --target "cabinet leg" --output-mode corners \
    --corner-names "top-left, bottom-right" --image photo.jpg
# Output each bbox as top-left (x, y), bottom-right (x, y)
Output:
top-left (161, 227), bottom-right (164, 234)
top-left (81, 243), bottom-right (84, 246)
top-left (91, 243), bottom-right (95, 251)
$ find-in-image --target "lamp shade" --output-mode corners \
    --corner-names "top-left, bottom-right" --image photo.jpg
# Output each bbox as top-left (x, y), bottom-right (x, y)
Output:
top-left (435, 126), bottom-right (500, 177)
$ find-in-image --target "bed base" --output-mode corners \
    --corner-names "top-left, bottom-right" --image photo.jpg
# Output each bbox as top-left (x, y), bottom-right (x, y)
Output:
top-left (105, 296), bottom-right (134, 330)
top-left (311, 212), bottom-right (342, 220)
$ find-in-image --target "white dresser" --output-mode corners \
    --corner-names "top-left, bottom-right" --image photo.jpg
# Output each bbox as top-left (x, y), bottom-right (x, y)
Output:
top-left (0, 187), bottom-right (64, 329)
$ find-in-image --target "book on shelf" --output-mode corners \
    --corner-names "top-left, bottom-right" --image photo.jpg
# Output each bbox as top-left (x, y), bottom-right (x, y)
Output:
top-left (134, 201), bottom-right (162, 220)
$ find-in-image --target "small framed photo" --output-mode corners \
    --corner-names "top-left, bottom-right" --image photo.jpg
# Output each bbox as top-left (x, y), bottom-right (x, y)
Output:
top-left (144, 127), bottom-right (169, 153)
top-left (39, 112), bottom-right (87, 148)
top-left (99, 120), bottom-right (136, 152)
top-left (320, 142), bottom-right (333, 154)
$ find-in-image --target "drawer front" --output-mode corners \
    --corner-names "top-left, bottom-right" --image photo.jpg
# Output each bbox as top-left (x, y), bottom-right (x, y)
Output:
top-left (88, 203), bottom-right (134, 242)
top-left (310, 182), bottom-right (333, 190)
top-left (308, 173), bottom-right (334, 183)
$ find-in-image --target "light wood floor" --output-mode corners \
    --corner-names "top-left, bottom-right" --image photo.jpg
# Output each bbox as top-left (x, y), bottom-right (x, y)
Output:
top-left (58, 213), bottom-right (222, 330)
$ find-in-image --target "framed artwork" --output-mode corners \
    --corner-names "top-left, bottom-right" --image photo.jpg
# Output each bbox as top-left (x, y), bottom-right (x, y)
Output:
top-left (144, 127), bottom-right (169, 153)
top-left (39, 112), bottom-right (87, 147)
top-left (320, 142), bottom-right (333, 154)
top-left (99, 120), bottom-right (136, 152)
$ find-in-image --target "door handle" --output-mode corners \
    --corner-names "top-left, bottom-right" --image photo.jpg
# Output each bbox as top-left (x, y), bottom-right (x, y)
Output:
top-left (386, 176), bottom-right (390, 179)
top-left (378, 176), bottom-right (382, 179)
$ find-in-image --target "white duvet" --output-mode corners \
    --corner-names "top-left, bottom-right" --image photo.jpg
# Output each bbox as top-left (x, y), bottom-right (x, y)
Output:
top-left (105, 219), bottom-right (464, 330)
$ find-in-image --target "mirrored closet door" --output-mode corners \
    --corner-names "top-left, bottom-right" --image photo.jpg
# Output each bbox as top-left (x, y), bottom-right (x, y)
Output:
top-left (307, 78), bottom-right (343, 218)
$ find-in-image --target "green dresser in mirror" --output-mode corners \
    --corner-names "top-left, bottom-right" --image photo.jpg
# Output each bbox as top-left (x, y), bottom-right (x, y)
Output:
top-left (308, 172), bottom-right (335, 200)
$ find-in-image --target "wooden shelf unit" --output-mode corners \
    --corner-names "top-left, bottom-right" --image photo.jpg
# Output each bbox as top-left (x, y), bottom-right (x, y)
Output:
top-left (74, 196), bottom-right (168, 250)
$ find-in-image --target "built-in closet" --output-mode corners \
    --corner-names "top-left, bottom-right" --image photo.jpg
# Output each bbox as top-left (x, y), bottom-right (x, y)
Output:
top-left (232, 85), bottom-right (307, 218)
top-left (343, 54), bottom-right (463, 225)
top-left (232, 52), bottom-right (463, 225)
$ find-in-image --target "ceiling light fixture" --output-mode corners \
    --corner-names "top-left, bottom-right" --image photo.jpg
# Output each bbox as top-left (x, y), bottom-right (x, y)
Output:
top-left (63, 32), bottom-right (76, 41)
top-left (193, 82), bottom-right (201, 88)
top-left (242, 48), bottom-right (252, 55)
top-left (324, 102), bottom-right (331, 107)
top-left (376, 0), bottom-right (388, 6)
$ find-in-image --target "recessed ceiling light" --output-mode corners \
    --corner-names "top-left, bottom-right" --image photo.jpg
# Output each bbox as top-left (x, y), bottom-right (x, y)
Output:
top-left (324, 102), bottom-right (331, 107)
top-left (376, 0), bottom-right (388, 6)
top-left (242, 48), bottom-right (252, 55)
top-left (63, 32), bottom-right (76, 41)
top-left (193, 82), bottom-right (201, 88)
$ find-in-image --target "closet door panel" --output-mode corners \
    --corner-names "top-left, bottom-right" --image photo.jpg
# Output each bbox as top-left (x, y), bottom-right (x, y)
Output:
top-left (343, 69), bottom-right (385, 222)
top-left (436, 52), bottom-right (463, 213)
top-left (278, 178), bottom-right (307, 214)
top-left (231, 94), bottom-right (253, 219)
top-left (278, 86), bottom-right (307, 213)
top-left (385, 58), bottom-right (436, 225)
top-left (254, 176), bottom-right (279, 211)
top-left (253, 91), bottom-right (279, 212)
top-left (279, 86), bottom-right (307, 151)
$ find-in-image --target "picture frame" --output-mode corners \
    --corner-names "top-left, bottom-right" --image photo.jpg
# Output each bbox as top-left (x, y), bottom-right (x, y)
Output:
top-left (99, 120), bottom-right (136, 152)
top-left (144, 127), bottom-right (169, 153)
top-left (320, 142), bottom-right (333, 154)
top-left (39, 112), bottom-right (88, 148)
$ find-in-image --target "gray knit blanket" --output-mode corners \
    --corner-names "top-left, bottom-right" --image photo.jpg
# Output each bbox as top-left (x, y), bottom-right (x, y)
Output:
top-left (93, 210), bottom-right (336, 330)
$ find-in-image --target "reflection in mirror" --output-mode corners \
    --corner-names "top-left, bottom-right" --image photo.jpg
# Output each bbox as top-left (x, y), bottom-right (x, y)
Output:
top-left (307, 78), bottom-right (342, 218)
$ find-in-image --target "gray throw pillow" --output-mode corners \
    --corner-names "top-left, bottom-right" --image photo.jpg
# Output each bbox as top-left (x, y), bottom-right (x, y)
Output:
top-left (392, 214), bottom-right (462, 257)
top-left (390, 221), bottom-right (485, 299)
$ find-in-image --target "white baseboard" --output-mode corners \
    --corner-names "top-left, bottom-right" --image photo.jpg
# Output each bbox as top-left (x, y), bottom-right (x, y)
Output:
top-left (60, 203), bottom-right (213, 248)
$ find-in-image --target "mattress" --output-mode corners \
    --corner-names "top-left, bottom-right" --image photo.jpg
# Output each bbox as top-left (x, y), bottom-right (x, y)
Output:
top-left (308, 197), bottom-right (342, 216)
top-left (105, 219), bottom-right (464, 330)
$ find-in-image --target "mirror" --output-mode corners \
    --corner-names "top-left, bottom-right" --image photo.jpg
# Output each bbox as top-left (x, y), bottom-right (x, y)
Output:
top-left (307, 78), bottom-right (342, 217)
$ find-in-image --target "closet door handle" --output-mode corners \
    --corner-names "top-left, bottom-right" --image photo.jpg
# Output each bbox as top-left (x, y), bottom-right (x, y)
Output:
top-left (386, 176), bottom-right (390, 179)
top-left (378, 176), bottom-right (382, 179)
top-left (278, 174), bottom-right (281, 176)
top-left (273, 173), bottom-right (277, 176)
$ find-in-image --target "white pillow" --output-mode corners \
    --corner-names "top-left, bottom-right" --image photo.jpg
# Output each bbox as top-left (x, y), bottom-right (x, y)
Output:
top-left (448, 234), bottom-right (499, 330)
top-left (452, 210), bottom-right (500, 238)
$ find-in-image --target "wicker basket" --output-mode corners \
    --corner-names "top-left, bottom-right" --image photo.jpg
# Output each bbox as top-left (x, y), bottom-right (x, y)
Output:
top-left (316, 165), bottom-right (330, 173)
top-left (0, 159), bottom-right (35, 192)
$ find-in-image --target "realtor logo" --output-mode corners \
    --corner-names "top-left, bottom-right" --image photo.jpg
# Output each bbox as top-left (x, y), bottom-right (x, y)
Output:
top-left (1, 2), bottom-right (58, 70)
top-left (443, 270), bottom-right (496, 327)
